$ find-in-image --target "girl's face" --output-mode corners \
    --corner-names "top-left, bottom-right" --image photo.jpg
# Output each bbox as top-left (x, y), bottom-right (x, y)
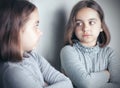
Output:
top-left (75, 7), bottom-right (103, 47)
top-left (20, 9), bottom-right (42, 54)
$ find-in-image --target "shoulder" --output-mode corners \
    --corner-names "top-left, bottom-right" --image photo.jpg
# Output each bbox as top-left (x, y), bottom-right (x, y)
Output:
top-left (99, 46), bottom-right (119, 61)
top-left (60, 45), bottom-right (79, 59)
top-left (29, 50), bottom-right (42, 60)
top-left (101, 46), bottom-right (113, 52)
top-left (28, 50), bottom-right (46, 63)
top-left (2, 62), bottom-right (42, 88)
top-left (29, 50), bottom-right (50, 67)
top-left (99, 46), bottom-right (114, 56)
top-left (3, 62), bottom-right (28, 76)
top-left (61, 45), bottom-right (77, 54)
top-left (3, 63), bottom-right (27, 84)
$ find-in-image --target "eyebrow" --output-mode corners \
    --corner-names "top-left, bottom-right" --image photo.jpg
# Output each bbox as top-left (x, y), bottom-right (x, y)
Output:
top-left (88, 18), bottom-right (97, 21)
top-left (75, 19), bottom-right (82, 22)
top-left (75, 18), bottom-right (97, 22)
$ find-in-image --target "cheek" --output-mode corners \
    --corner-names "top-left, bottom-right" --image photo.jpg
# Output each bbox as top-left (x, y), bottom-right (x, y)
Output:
top-left (28, 29), bottom-right (39, 39)
top-left (36, 30), bottom-right (41, 38)
top-left (93, 31), bottom-right (101, 38)
top-left (75, 28), bottom-right (82, 37)
top-left (21, 31), bottom-right (35, 45)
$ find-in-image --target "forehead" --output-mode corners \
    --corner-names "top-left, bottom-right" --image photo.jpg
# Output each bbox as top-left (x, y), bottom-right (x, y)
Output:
top-left (76, 7), bottom-right (100, 20)
top-left (28, 9), bottom-right (39, 22)
top-left (22, 9), bottom-right (39, 29)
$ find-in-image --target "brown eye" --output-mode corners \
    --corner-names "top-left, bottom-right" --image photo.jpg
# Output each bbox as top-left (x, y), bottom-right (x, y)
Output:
top-left (89, 21), bottom-right (95, 25)
top-left (35, 21), bottom-right (39, 29)
top-left (76, 21), bottom-right (83, 26)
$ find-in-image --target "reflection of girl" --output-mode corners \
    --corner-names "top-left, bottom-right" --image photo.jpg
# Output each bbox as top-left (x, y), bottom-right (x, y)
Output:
top-left (60, 0), bottom-right (120, 88)
top-left (0, 0), bottom-right (73, 88)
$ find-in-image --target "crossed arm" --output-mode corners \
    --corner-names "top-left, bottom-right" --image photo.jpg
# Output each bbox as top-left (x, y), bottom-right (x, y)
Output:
top-left (60, 46), bottom-right (120, 88)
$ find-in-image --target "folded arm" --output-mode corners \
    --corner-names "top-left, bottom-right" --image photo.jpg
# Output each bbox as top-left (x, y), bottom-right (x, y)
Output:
top-left (60, 46), bottom-right (110, 88)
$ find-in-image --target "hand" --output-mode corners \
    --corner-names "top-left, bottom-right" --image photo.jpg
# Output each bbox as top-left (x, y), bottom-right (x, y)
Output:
top-left (105, 70), bottom-right (110, 76)
top-left (105, 70), bottom-right (110, 82)
top-left (44, 82), bottom-right (48, 87)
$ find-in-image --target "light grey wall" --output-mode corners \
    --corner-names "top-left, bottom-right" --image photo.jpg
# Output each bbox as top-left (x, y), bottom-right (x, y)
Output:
top-left (30, 0), bottom-right (120, 70)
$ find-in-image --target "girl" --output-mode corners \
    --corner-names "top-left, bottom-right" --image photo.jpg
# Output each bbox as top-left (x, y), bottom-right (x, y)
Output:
top-left (0, 0), bottom-right (73, 88)
top-left (60, 0), bottom-right (120, 88)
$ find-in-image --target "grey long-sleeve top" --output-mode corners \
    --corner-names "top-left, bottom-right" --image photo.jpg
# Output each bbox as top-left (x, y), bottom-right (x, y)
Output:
top-left (60, 40), bottom-right (120, 88)
top-left (0, 51), bottom-right (73, 88)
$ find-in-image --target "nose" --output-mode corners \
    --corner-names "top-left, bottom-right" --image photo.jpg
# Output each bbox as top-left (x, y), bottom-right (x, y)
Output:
top-left (37, 28), bottom-right (43, 36)
top-left (40, 31), bottom-right (43, 36)
top-left (39, 30), bottom-right (43, 36)
top-left (82, 23), bottom-right (90, 32)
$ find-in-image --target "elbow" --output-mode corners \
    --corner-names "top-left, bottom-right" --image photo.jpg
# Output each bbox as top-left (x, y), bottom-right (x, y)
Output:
top-left (74, 80), bottom-right (96, 88)
top-left (84, 81), bottom-right (100, 88)
top-left (61, 79), bottom-right (73, 88)
top-left (81, 82), bottom-right (91, 88)
top-left (65, 78), bottom-right (73, 88)
top-left (59, 75), bottom-right (73, 88)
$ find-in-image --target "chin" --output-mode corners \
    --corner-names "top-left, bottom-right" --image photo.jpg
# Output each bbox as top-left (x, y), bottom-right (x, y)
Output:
top-left (27, 50), bottom-right (32, 53)
top-left (26, 47), bottom-right (35, 53)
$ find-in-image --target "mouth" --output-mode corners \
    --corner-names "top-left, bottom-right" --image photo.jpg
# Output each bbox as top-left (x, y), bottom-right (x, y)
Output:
top-left (82, 34), bottom-right (91, 37)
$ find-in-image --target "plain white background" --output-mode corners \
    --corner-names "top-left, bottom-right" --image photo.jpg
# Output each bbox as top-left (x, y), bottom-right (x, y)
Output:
top-left (30, 0), bottom-right (120, 70)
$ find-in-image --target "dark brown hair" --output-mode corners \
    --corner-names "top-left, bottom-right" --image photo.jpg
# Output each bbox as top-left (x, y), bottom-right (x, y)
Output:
top-left (0, 0), bottom-right (36, 62)
top-left (64, 0), bottom-right (111, 47)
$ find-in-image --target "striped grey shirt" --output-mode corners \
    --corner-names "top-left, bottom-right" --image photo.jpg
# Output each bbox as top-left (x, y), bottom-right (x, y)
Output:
top-left (0, 51), bottom-right (73, 88)
top-left (60, 40), bottom-right (120, 88)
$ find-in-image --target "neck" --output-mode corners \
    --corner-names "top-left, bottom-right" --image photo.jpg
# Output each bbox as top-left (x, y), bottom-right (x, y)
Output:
top-left (80, 42), bottom-right (97, 47)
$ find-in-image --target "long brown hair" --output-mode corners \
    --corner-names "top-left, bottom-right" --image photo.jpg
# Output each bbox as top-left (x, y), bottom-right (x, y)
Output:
top-left (64, 0), bottom-right (110, 47)
top-left (0, 0), bottom-right (36, 62)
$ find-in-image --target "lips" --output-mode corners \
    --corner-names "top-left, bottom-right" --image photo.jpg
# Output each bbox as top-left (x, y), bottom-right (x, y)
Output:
top-left (82, 34), bottom-right (91, 37)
